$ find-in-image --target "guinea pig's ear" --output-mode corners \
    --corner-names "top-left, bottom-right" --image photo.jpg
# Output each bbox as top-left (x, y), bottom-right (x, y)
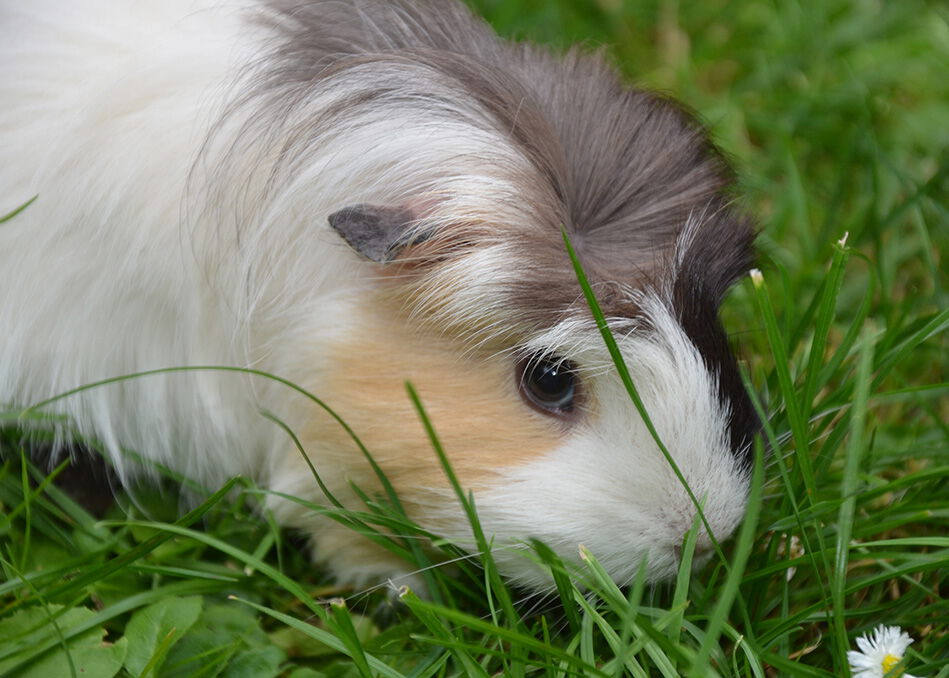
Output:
top-left (328, 203), bottom-right (428, 264)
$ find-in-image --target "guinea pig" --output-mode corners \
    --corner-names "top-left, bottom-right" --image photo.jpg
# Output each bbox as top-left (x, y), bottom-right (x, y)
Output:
top-left (0, 0), bottom-right (758, 592)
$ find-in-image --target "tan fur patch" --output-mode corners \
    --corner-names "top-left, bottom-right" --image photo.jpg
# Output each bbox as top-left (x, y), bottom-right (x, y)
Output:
top-left (293, 297), bottom-right (564, 525)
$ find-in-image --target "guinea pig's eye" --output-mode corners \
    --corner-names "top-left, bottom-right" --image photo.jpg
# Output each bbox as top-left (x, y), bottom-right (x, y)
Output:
top-left (518, 355), bottom-right (578, 416)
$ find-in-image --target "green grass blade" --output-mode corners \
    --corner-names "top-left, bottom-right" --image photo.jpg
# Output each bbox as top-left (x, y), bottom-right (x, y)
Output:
top-left (404, 382), bottom-right (520, 628)
top-left (831, 327), bottom-right (876, 674)
top-left (689, 437), bottom-right (764, 677)
top-left (230, 596), bottom-right (408, 678)
top-left (0, 195), bottom-right (37, 223)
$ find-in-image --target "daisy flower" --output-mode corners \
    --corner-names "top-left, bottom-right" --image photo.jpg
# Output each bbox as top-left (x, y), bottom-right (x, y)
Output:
top-left (847, 625), bottom-right (921, 678)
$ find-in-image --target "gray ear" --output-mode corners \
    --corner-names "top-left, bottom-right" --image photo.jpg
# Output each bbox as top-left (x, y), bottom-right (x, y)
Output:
top-left (328, 204), bottom-right (423, 263)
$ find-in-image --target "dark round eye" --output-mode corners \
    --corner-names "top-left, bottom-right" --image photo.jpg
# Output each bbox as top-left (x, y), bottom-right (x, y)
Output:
top-left (518, 355), bottom-right (578, 416)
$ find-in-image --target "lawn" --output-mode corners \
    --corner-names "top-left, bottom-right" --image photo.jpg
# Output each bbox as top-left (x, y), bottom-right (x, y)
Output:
top-left (1, 0), bottom-right (946, 676)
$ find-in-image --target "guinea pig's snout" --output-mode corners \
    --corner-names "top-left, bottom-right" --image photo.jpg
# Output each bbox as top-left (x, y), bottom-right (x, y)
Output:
top-left (658, 479), bottom-right (745, 574)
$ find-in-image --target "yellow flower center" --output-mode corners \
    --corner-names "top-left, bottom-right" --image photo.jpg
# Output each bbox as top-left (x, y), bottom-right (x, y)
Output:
top-left (881, 653), bottom-right (903, 675)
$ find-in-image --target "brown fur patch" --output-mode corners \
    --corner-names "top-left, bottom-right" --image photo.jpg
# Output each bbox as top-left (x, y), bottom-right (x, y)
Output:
top-left (294, 298), bottom-right (564, 522)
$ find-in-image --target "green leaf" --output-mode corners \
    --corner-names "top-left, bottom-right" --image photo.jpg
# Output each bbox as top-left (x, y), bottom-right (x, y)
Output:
top-left (123, 595), bottom-right (203, 677)
top-left (0, 605), bottom-right (128, 678)
top-left (160, 603), bottom-right (285, 678)
top-left (284, 669), bottom-right (328, 678)
top-left (220, 646), bottom-right (285, 678)
top-left (21, 634), bottom-right (127, 678)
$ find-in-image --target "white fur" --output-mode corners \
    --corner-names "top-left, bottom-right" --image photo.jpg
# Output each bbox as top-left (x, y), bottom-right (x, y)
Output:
top-left (0, 1), bottom-right (750, 590)
top-left (0, 0), bottom-right (529, 481)
top-left (473, 299), bottom-right (748, 589)
top-left (0, 0), bottom-right (274, 481)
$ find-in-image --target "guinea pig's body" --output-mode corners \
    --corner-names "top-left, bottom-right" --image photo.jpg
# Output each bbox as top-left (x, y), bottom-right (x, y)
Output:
top-left (0, 0), bottom-right (757, 590)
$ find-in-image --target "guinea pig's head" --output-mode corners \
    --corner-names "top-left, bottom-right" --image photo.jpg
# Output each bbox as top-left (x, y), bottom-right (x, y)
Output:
top-left (316, 190), bottom-right (757, 591)
top-left (310, 132), bottom-right (757, 590)
top-left (240, 2), bottom-right (759, 591)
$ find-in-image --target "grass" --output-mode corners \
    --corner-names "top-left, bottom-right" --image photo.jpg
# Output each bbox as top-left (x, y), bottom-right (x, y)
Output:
top-left (2, 0), bottom-right (947, 675)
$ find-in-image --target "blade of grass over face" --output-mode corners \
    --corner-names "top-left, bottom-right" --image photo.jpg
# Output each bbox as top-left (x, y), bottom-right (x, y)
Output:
top-left (559, 227), bottom-right (727, 564)
top-left (405, 382), bottom-right (523, 630)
